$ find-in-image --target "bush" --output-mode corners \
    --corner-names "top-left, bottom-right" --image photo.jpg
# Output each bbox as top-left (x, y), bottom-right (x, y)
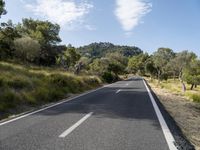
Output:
top-left (0, 89), bottom-right (20, 111)
top-left (7, 77), bottom-right (31, 89)
top-left (31, 87), bottom-right (50, 103)
top-left (160, 73), bottom-right (169, 81)
top-left (14, 37), bottom-right (40, 62)
top-left (191, 94), bottom-right (200, 103)
top-left (0, 61), bottom-right (102, 119)
top-left (102, 72), bottom-right (116, 83)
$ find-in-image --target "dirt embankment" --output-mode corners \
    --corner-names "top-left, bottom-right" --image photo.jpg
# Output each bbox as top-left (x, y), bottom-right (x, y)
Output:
top-left (149, 83), bottom-right (200, 150)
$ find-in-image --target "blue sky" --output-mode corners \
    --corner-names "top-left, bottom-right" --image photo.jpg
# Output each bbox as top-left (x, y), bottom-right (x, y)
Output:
top-left (1, 0), bottom-right (200, 56)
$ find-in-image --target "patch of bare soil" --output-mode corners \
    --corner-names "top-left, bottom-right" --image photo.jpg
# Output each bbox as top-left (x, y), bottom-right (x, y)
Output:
top-left (150, 85), bottom-right (200, 150)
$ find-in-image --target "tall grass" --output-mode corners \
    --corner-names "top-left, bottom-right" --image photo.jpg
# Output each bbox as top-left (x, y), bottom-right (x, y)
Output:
top-left (0, 61), bottom-right (102, 119)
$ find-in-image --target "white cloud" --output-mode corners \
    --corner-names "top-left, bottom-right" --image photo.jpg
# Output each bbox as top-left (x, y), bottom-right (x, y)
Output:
top-left (115, 0), bottom-right (152, 32)
top-left (25, 0), bottom-right (93, 28)
top-left (84, 25), bottom-right (96, 31)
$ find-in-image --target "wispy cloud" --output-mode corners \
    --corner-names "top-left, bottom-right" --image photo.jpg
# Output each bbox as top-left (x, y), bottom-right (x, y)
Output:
top-left (24, 0), bottom-right (93, 29)
top-left (115, 0), bottom-right (152, 32)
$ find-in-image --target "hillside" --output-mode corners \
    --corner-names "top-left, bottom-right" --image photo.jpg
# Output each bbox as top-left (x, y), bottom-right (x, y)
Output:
top-left (77, 42), bottom-right (143, 58)
top-left (0, 61), bottom-right (101, 119)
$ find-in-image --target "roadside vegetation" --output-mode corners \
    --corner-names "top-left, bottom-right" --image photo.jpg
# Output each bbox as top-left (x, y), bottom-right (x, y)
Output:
top-left (0, 61), bottom-right (101, 119)
top-left (147, 79), bottom-right (200, 103)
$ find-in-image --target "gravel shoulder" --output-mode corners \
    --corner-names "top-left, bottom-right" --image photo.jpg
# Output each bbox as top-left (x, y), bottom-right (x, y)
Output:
top-left (148, 81), bottom-right (200, 150)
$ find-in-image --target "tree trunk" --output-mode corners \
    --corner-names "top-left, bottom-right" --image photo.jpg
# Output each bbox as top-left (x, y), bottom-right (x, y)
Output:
top-left (173, 71), bottom-right (176, 80)
top-left (181, 81), bottom-right (186, 92)
top-left (190, 84), bottom-right (194, 90)
top-left (157, 69), bottom-right (161, 84)
top-left (195, 84), bottom-right (197, 88)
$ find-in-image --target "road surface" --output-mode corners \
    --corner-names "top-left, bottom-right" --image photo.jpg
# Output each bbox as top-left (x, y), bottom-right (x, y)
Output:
top-left (0, 77), bottom-right (178, 150)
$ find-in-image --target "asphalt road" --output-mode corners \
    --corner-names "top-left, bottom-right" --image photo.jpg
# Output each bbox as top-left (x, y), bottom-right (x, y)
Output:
top-left (0, 77), bottom-right (178, 150)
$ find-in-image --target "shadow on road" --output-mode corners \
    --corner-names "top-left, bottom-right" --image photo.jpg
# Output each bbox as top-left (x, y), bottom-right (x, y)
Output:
top-left (34, 78), bottom-right (162, 130)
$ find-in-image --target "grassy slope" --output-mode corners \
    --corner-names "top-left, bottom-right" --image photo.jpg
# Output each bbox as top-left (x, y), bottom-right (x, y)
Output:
top-left (146, 78), bottom-right (200, 102)
top-left (0, 61), bottom-right (102, 119)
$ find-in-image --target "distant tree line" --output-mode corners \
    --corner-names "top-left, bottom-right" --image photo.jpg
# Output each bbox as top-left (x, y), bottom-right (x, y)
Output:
top-left (127, 48), bottom-right (200, 91)
top-left (77, 42), bottom-right (142, 58)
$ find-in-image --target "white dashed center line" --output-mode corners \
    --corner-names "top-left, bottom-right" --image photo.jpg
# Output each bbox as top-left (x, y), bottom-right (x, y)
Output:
top-left (59, 112), bottom-right (93, 138)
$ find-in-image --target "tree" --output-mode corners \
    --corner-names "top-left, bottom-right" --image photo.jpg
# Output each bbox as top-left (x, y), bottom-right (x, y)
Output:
top-left (0, 20), bottom-right (21, 59)
top-left (170, 51), bottom-right (196, 80)
top-left (0, 0), bottom-right (6, 18)
top-left (57, 46), bottom-right (80, 70)
top-left (183, 59), bottom-right (200, 90)
top-left (89, 58), bottom-right (110, 75)
top-left (78, 56), bottom-right (92, 70)
top-left (145, 58), bottom-right (157, 79)
top-left (77, 42), bottom-right (143, 58)
top-left (167, 51), bottom-right (197, 91)
top-left (153, 48), bottom-right (175, 81)
top-left (14, 37), bottom-right (40, 62)
top-left (17, 18), bottom-right (62, 65)
top-left (106, 52), bottom-right (128, 67)
top-left (127, 53), bottom-right (149, 75)
top-left (108, 63), bottom-right (124, 76)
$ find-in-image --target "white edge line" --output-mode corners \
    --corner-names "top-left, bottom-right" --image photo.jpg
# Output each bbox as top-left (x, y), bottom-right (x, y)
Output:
top-left (143, 79), bottom-right (178, 150)
top-left (59, 112), bottom-right (93, 138)
top-left (0, 83), bottom-right (114, 126)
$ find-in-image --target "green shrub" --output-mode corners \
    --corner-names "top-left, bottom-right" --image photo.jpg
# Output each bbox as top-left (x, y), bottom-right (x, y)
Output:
top-left (191, 94), bottom-right (200, 103)
top-left (160, 73), bottom-right (169, 81)
top-left (22, 92), bottom-right (36, 105)
top-left (0, 61), bottom-right (102, 119)
top-left (0, 89), bottom-right (20, 111)
top-left (31, 87), bottom-right (50, 103)
top-left (48, 74), bottom-right (71, 87)
top-left (102, 72), bottom-right (116, 83)
top-left (0, 76), bottom-right (6, 87)
top-left (7, 77), bottom-right (31, 89)
top-left (48, 88), bottom-right (66, 101)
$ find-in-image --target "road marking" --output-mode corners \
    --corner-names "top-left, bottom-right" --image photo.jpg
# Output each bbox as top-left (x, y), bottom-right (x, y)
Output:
top-left (0, 79), bottom-right (131, 126)
top-left (116, 89), bottom-right (121, 93)
top-left (143, 79), bottom-right (178, 150)
top-left (126, 83), bottom-right (129, 86)
top-left (59, 112), bottom-right (93, 138)
top-left (0, 85), bottom-right (107, 126)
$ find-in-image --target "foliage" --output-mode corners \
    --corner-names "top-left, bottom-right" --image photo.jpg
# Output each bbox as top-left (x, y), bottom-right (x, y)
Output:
top-left (183, 60), bottom-right (200, 89)
top-left (190, 94), bottom-right (200, 103)
top-left (145, 58), bottom-right (157, 78)
top-left (56, 46), bottom-right (81, 70)
top-left (167, 51), bottom-right (197, 79)
top-left (14, 37), bottom-right (40, 62)
top-left (77, 42), bottom-right (142, 58)
top-left (108, 63), bottom-right (124, 75)
top-left (0, 61), bottom-right (101, 118)
top-left (18, 18), bottom-right (62, 65)
top-left (101, 71), bottom-right (117, 83)
top-left (152, 48), bottom-right (175, 80)
top-left (0, 20), bottom-right (21, 59)
top-left (0, 0), bottom-right (6, 18)
top-left (89, 58), bottom-right (110, 75)
top-left (128, 53), bottom-right (149, 75)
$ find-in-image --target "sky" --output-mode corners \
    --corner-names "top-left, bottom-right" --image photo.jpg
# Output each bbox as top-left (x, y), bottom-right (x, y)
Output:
top-left (1, 0), bottom-right (200, 56)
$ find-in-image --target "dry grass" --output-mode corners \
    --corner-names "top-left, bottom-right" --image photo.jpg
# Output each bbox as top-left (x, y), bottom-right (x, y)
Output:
top-left (0, 61), bottom-right (102, 119)
top-left (146, 78), bottom-right (200, 149)
top-left (145, 78), bottom-right (200, 103)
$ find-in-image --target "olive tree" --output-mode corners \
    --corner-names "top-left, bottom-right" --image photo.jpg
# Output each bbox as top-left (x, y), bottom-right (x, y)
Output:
top-left (14, 37), bottom-right (41, 62)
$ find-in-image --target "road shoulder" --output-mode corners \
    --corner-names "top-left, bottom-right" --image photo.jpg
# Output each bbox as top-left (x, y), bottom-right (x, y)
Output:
top-left (146, 80), bottom-right (198, 150)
